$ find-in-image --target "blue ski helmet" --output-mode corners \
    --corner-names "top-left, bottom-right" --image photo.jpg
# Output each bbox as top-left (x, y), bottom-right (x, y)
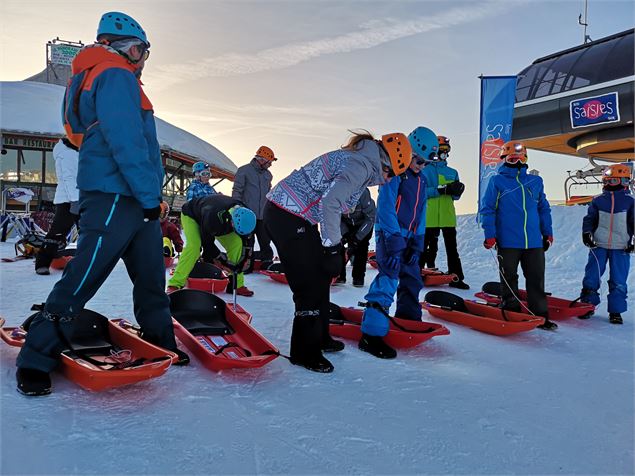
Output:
top-left (192, 161), bottom-right (210, 174)
top-left (230, 207), bottom-right (256, 236)
top-left (97, 12), bottom-right (149, 46)
top-left (408, 127), bottom-right (439, 162)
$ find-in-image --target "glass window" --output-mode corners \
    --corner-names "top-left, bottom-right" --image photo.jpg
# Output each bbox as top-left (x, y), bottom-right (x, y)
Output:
top-left (44, 151), bottom-right (57, 184)
top-left (19, 149), bottom-right (44, 183)
top-left (515, 65), bottom-right (538, 102)
top-left (1, 149), bottom-right (19, 181)
top-left (568, 40), bottom-right (619, 88)
top-left (528, 58), bottom-right (557, 99)
top-left (548, 50), bottom-right (584, 94)
top-left (597, 35), bottom-right (634, 83)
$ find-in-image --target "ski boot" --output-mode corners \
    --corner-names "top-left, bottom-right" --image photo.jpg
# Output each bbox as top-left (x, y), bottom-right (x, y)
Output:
top-left (449, 280), bottom-right (470, 290)
top-left (358, 333), bottom-right (397, 359)
top-left (609, 313), bottom-right (623, 325)
top-left (537, 318), bottom-right (558, 331)
top-left (16, 368), bottom-right (51, 396)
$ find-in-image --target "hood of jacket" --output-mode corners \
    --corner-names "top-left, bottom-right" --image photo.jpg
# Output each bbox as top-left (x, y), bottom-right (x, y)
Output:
top-left (71, 44), bottom-right (136, 75)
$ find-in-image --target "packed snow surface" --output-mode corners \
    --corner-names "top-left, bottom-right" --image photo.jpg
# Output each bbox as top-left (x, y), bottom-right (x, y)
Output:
top-left (1, 206), bottom-right (633, 475)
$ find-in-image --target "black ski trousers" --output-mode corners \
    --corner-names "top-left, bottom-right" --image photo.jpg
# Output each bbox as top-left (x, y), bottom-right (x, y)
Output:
top-left (247, 219), bottom-right (273, 263)
top-left (497, 247), bottom-right (548, 316)
top-left (339, 229), bottom-right (371, 281)
top-left (420, 226), bottom-right (464, 280)
top-left (34, 203), bottom-right (79, 270)
top-left (264, 202), bottom-right (332, 362)
top-left (17, 192), bottom-right (177, 372)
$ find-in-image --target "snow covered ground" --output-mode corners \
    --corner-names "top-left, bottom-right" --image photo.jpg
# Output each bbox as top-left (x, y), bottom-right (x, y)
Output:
top-left (1, 205), bottom-right (633, 475)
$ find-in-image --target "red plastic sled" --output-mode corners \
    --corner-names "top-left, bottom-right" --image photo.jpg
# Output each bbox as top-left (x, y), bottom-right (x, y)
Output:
top-left (260, 269), bottom-right (289, 284)
top-left (185, 261), bottom-right (229, 293)
top-left (421, 268), bottom-right (458, 286)
top-left (422, 291), bottom-right (544, 336)
top-left (328, 304), bottom-right (449, 348)
top-left (474, 282), bottom-right (595, 320)
top-left (167, 289), bottom-right (278, 371)
top-left (50, 248), bottom-right (76, 270)
top-left (0, 314), bottom-right (175, 392)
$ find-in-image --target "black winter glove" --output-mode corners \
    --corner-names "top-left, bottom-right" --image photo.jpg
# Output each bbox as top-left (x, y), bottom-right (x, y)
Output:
top-left (446, 181), bottom-right (465, 197)
top-left (143, 206), bottom-right (161, 222)
top-left (322, 243), bottom-right (344, 278)
top-left (582, 232), bottom-right (596, 248)
top-left (625, 238), bottom-right (634, 253)
top-left (437, 185), bottom-right (449, 195)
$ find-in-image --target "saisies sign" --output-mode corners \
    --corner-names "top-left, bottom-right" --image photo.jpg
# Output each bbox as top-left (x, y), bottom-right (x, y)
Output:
top-left (570, 92), bottom-right (620, 129)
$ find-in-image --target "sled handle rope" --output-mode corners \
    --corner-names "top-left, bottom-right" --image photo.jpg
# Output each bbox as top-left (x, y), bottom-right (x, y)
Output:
top-left (489, 249), bottom-right (536, 318)
top-left (357, 302), bottom-right (437, 334)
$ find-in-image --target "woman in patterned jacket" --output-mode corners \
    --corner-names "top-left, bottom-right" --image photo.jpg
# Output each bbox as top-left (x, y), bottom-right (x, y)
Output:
top-left (264, 131), bottom-right (412, 373)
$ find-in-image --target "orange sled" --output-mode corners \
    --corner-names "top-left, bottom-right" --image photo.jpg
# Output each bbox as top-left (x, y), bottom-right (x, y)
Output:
top-left (167, 289), bottom-right (278, 371)
top-left (185, 261), bottom-right (229, 293)
top-left (422, 291), bottom-right (545, 336)
top-left (474, 282), bottom-right (595, 320)
top-left (0, 312), bottom-right (175, 392)
top-left (50, 248), bottom-right (76, 270)
top-left (367, 253), bottom-right (457, 286)
top-left (328, 303), bottom-right (449, 348)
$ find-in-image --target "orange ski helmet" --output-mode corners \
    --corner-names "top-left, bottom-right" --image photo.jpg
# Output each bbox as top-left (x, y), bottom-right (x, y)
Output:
top-left (381, 133), bottom-right (412, 176)
top-left (437, 135), bottom-right (451, 152)
top-left (255, 146), bottom-right (277, 162)
top-left (500, 141), bottom-right (528, 164)
top-left (603, 164), bottom-right (631, 186)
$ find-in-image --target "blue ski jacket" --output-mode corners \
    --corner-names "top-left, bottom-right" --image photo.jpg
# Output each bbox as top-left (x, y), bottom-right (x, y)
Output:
top-left (375, 168), bottom-right (427, 253)
top-left (421, 161), bottom-right (460, 228)
top-left (66, 45), bottom-right (163, 209)
top-left (187, 179), bottom-right (217, 201)
top-left (480, 165), bottom-right (552, 249)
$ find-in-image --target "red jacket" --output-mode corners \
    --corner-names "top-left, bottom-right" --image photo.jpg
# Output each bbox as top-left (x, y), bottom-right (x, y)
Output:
top-left (161, 220), bottom-right (183, 252)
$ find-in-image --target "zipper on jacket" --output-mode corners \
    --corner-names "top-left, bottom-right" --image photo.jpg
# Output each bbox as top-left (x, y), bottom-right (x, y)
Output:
top-left (516, 172), bottom-right (528, 248)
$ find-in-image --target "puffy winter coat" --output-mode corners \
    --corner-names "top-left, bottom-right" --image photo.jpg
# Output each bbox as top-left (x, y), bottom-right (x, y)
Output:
top-left (341, 188), bottom-right (376, 241)
top-left (182, 194), bottom-right (247, 257)
top-left (161, 220), bottom-right (184, 252)
top-left (52, 139), bottom-right (79, 205)
top-left (186, 180), bottom-right (217, 201)
top-left (480, 165), bottom-right (552, 249)
top-left (422, 161), bottom-right (459, 228)
top-left (583, 188), bottom-right (634, 250)
top-left (66, 45), bottom-right (163, 209)
top-left (267, 139), bottom-right (385, 246)
top-left (232, 159), bottom-right (272, 219)
top-left (376, 168), bottom-right (427, 252)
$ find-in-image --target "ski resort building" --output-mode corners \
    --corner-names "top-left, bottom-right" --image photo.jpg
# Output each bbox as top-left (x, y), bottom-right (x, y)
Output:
top-left (0, 79), bottom-right (236, 212)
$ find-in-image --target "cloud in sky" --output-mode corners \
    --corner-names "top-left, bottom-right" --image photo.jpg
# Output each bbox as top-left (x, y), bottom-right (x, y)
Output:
top-left (147, 0), bottom-right (523, 89)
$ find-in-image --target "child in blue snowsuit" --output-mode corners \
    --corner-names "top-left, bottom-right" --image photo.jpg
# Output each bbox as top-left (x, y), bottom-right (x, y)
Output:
top-left (359, 127), bottom-right (434, 359)
top-left (579, 164), bottom-right (634, 324)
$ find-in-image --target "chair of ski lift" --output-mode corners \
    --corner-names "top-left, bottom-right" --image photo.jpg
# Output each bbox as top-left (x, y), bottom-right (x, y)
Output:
top-left (0, 187), bottom-right (37, 242)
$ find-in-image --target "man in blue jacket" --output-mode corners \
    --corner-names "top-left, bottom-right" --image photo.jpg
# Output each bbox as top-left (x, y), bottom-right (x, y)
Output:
top-left (579, 164), bottom-right (634, 324)
top-left (16, 12), bottom-right (188, 396)
top-left (480, 141), bottom-right (557, 330)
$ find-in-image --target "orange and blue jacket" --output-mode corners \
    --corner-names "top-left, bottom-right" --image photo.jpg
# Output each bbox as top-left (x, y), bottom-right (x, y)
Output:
top-left (63, 44), bottom-right (163, 209)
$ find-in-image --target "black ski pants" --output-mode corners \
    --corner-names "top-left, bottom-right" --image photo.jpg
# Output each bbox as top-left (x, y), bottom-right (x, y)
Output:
top-left (264, 202), bottom-right (332, 362)
top-left (17, 192), bottom-right (177, 372)
top-left (420, 227), bottom-right (464, 280)
top-left (497, 247), bottom-right (548, 317)
top-left (34, 203), bottom-right (79, 270)
top-left (339, 229), bottom-right (371, 281)
top-left (248, 219), bottom-right (274, 262)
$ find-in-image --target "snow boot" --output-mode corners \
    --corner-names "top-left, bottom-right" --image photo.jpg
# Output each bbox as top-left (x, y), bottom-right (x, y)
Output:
top-left (322, 336), bottom-right (345, 353)
top-left (172, 348), bottom-right (191, 366)
top-left (358, 333), bottom-right (397, 359)
top-left (290, 312), bottom-right (334, 373)
top-left (537, 317), bottom-right (558, 331)
top-left (235, 286), bottom-right (254, 297)
top-left (609, 313), bottom-right (623, 325)
top-left (449, 280), bottom-right (470, 290)
top-left (16, 368), bottom-right (51, 396)
top-left (35, 267), bottom-right (50, 276)
top-left (320, 307), bottom-right (344, 352)
top-left (352, 277), bottom-right (364, 287)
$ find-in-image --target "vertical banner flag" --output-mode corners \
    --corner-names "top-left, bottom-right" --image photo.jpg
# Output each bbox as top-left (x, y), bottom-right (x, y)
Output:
top-left (478, 76), bottom-right (517, 220)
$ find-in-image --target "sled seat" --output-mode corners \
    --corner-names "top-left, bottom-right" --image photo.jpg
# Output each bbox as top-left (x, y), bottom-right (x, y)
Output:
top-left (189, 261), bottom-right (225, 279)
top-left (64, 309), bottom-right (114, 354)
top-left (169, 289), bottom-right (234, 336)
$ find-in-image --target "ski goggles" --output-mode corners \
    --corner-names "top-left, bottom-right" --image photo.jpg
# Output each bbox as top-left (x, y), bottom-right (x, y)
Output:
top-left (438, 152), bottom-right (449, 161)
top-left (504, 154), bottom-right (528, 165)
top-left (603, 177), bottom-right (630, 186)
top-left (412, 154), bottom-right (427, 166)
top-left (198, 170), bottom-right (212, 177)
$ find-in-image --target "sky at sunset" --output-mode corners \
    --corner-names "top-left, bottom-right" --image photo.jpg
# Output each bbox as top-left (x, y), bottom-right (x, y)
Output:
top-left (1, 0), bottom-right (633, 213)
